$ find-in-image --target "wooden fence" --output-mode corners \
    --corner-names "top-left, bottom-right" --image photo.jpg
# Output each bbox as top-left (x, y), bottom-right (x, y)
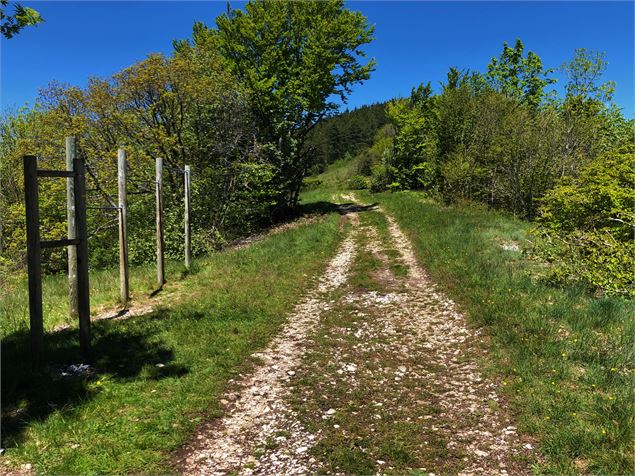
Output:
top-left (23, 138), bottom-right (192, 367)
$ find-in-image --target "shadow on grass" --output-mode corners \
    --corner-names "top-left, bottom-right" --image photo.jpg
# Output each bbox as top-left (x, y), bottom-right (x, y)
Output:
top-left (294, 200), bottom-right (379, 217)
top-left (1, 313), bottom-right (188, 449)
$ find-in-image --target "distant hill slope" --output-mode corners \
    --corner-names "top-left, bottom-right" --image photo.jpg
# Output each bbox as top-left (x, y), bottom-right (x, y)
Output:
top-left (305, 102), bottom-right (389, 173)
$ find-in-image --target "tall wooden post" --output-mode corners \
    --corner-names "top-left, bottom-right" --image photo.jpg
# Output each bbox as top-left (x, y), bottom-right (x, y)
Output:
top-left (117, 148), bottom-right (129, 305)
top-left (156, 157), bottom-right (165, 286)
top-left (66, 137), bottom-right (78, 319)
top-left (73, 158), bottom-right (91, 360)
top-left (184, 165), bottom-right (191, 270)
top-left (23, 155), bottom-right (43, 368)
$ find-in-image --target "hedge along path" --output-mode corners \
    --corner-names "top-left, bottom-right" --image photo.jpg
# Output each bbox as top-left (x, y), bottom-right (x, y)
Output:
top-left (177, 195), bottom-right (536, 475)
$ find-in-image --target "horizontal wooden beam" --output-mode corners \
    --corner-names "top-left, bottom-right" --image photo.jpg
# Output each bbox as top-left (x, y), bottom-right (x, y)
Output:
top-left (37, 170), bottom-right (75, 178)
top-left (86, 206), bottom-right (121, 210)
top-left (41, 238), bottom-right (80, 249)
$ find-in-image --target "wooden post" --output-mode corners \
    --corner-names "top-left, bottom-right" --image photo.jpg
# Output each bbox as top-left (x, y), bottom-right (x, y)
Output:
top-left (73, 158), bottom-right (91, 360)
top-left (23, 155), bottom-right (43, 368)
top-left (117, 148), bottom-right (129, 305)
top-left (184, 165), bottom-right (191, 270)
top-left (156, 157), bottom-right (165, 286)
top-left (66, 137), bottom-right (78, 320)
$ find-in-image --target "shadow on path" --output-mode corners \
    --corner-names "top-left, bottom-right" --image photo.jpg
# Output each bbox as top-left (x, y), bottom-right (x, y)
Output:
top-left (295, 200), bottom-right (378, 217)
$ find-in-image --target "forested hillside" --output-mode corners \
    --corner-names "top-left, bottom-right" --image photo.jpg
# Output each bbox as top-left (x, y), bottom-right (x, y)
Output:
top-left (305, 102), bottom-right (389, 173)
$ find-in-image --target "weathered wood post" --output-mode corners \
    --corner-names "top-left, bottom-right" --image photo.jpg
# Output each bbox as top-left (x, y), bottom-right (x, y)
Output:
top-left (156, 157), bottom-right (165, 286)
top-left (117, 148), bottom-right (129, 305)
top-left (184, 165), bottom-right (191, 270)
top-left (66, 137), bottom-right (78, 319)
top-left (23, 155), bottom-right (43, 368)
top-left (73, 157), bottom-right (91, 360)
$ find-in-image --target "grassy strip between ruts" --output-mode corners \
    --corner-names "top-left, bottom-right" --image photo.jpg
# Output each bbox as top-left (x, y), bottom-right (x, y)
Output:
top-left (291, 209), bottom-right (472, 475)
top-left (1, 199), bottom-right (343, 475)
top-left (357, 190), bottom-right (633, 475)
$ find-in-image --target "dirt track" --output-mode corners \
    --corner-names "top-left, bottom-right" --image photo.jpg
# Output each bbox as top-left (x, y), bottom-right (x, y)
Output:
top-left (177, 195), bottom-right (535, 475)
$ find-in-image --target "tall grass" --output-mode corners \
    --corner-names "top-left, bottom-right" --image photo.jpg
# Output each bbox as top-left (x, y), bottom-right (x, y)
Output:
top-left (307, 158), bottom-right (358, 191)
top-left (360, 190), bottom-right (633, 475)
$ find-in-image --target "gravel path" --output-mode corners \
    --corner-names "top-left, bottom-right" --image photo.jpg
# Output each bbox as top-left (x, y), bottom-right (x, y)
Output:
top-left (176, 197), bottom-right (535, 475)
top-left (177, 201), bottom-right (359, 475)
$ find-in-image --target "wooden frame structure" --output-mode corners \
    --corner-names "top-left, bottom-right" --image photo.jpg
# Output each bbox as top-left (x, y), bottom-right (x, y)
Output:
top-left (155, 158), bottom-right (193, 286)
top-left (23, 149), bottom-right (192, 367)
top-left (23, 154), bottom-right (91, 367)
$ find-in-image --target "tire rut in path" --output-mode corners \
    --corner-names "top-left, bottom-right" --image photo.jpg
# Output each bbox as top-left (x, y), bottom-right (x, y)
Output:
top-left (288, 206), bottom-right (535, 474)
top-left (381, 211), bottom-right (535, 474)
top-left (176, 208), bottom-right (359, 475)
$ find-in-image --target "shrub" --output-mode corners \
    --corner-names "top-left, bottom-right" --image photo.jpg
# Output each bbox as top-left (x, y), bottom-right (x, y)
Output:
top-left (533, 145), bottom-right (634, 296)
top-left (347, 175), bottom-right (371, 190)
top-left (355, 150), bottom-right (375, 176)
top-left (369, 163), bottom-right (391, 192)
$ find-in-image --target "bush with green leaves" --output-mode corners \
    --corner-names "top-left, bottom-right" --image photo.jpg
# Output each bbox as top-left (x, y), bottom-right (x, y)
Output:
top-left (358, 41), bottom-right (633, 297)
top-left (347, 175), bottom-right (371, 190)
top-left (533, 145), bottom-right (634, 296)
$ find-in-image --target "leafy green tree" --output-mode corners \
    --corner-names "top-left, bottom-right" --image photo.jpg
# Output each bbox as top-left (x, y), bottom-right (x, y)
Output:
top-left (1, 0), bottom-right (42, 39)
top-left (0, 50), bottom-right (278, 272)
top-left (385, 83), bottom-right (438, 190)
top-left (562, 48), bottom-right (615, 102)
top-left (559, 48), bottom-right (624, 177)
top-left (487, 39), bottom-right (555, 109)
top-left (442, 67), bottom-right (465, 92)
top-left (184, 0), bottom-right (375, 207)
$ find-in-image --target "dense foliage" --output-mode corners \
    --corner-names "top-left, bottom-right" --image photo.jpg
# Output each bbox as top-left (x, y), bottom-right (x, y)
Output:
top-left (339, 41), bottom-right (633, 296)
top-left (535, 145), bottom-right (634, 296)
top-left (178, 0), bottom-right (375, 208)
top-left (0, 0), bottom-right (374, 274)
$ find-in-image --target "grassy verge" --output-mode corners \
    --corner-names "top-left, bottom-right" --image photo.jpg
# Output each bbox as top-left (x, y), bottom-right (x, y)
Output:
top-left (1, 260), bottom-right (190, 338)
top-left (2, 207), bottom-right (343, 474)
top-left (358, 190), bottom-right (633, 475)
top-left (305, 158), bottom-right (357, 192)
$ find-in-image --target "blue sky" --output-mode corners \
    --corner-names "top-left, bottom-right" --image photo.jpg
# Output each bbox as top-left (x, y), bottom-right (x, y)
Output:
top-left (2, 1), bottom-right (633, 116)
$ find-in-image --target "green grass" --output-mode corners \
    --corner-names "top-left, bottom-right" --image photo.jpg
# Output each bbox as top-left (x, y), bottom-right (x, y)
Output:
top-left (358, 190), bottom-right (634, 475)
top-left (306, 158), bottom-right (358, 191)
top-left (1, 260), bottom-right (189, 339)
top-left (1, 206), bottom-right (344, 474)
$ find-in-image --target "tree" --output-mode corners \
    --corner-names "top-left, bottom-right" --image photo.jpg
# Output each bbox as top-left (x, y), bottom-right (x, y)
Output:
top-left (183, 0), bottom-right (375, 207)
top-left (486, 39), bottom-right (555, 109)
top-left (559, 49), bottom-right (622, 176)
top-left (0, 51), bottom-right (279, 271)
top-left (385, 83), bottom-right (438, 190)
top-left (1, 1), bottom-right (42, 39)
top-left (561, 48), bottom-right (615, 103)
